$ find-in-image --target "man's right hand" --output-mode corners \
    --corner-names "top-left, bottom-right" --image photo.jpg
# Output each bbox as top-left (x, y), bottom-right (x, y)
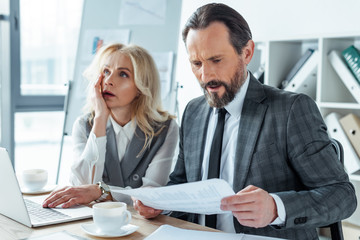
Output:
top-left (132, 198), bottom-right (162, 219)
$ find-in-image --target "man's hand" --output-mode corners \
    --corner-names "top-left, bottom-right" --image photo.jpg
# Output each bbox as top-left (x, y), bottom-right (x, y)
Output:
top-left (132, 198), bottom-right (162, 219)
top-left (220, 185), bottom-right (277, 228)
top-left (42, 184), bottom-right (101, 208)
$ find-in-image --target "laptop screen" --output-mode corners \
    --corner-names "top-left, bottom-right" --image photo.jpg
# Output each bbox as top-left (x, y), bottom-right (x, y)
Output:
top-left (0, 147), bottom-right (93, 227)
top-left (0, 148), bottom-right (32, 227)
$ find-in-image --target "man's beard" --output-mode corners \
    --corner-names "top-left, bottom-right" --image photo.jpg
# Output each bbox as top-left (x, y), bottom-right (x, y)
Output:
top-left (200, 66), bottom-right (246, 108)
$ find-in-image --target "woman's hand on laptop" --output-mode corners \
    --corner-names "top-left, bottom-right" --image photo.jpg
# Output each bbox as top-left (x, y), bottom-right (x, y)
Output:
top-left (42, 184), bottom-right (101, 208)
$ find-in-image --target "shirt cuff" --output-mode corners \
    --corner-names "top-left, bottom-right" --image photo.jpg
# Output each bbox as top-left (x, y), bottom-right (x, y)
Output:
top-left (269, 193), bottom-right (286, 226)
top-left (162, 210), bottom-right (172, 215)
top-left (89, 131), bottom-right (106, 163)
top-left (92, 132), bottom-right (106, 149)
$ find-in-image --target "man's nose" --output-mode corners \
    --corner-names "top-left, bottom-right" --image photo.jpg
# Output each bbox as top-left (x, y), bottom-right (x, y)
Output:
top-left (200, 64), bottom-right (214, 84)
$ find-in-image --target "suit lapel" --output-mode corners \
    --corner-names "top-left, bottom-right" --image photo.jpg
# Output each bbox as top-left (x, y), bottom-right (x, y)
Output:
top-left (233, 75), bottom-right (268, 192)
top-left (187, 101), bottom-right (212, 182)
top-left (104, 125), bottom-right (125, 186)
top-left (121, 126), bottom-right (146, 180)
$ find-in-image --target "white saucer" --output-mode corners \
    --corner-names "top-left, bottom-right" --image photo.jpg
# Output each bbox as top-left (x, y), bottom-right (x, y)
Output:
top-left (21, 184), bottom-right (57, 195)
top-left (81, 223), bottom-right (139, 238)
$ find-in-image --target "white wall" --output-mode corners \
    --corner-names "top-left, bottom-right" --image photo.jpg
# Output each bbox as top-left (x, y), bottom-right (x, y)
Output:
top-left (175, 0), bottom-right (360, 119)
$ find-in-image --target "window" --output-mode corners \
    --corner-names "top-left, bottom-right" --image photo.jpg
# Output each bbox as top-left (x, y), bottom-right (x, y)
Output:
top-left (10, 0), bottom-right (83, 183)
top-left (15, 112), bottom-right (64, 184)
top-left (0, 22), bottom-right (3, 144)
top-left (20, 0), bottom-right (83, 95)
top-left (0, 7), bottom-right (11, 156)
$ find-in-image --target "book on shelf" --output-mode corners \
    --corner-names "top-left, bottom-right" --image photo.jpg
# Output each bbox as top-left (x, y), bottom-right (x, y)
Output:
top-left (279, 48), bottom-right (315, 89)
top-left (342, 45), bottom-right (360, 84)
top-left (325, 112), bottom-right (360, 174)
top-left (328, 50), bottom-right (360, 103)
top-left (283, 50), bottom-right (318, 99)
top-left (340, 113), bottom-right (360, 158)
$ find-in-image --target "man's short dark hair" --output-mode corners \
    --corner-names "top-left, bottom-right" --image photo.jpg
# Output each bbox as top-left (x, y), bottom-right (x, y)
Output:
top-left (182, 3), bottom-right (252, 54)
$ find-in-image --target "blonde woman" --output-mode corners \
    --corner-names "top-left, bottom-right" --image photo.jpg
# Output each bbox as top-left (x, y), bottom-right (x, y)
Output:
top-left (43, 43), bottom-right (178, 208)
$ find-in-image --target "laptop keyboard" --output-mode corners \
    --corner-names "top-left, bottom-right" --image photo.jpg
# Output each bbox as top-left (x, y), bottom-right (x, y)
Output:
top-left (24, 199), bottom-right (71, 223)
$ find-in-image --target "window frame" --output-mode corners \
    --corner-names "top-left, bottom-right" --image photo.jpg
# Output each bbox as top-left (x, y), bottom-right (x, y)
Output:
top-left (2, 0), bottom-right (67, 163)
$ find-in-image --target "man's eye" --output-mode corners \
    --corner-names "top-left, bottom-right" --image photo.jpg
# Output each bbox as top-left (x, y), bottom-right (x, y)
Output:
top-left (119, 71), bottom-right (129, 78)
top-left (193, 61), bottom-right (202, 67)
top-left (213, 59), bottom-right (221, 63)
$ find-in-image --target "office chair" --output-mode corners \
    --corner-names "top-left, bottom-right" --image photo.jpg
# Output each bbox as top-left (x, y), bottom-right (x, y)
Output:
top-left (319, 138), bottom-right (344, 240)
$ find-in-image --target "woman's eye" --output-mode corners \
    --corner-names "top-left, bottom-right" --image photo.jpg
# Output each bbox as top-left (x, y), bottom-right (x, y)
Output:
top-left (119, 71), bottom-right (129, 78)
top-left (103, 69), bottom-right (110, 75)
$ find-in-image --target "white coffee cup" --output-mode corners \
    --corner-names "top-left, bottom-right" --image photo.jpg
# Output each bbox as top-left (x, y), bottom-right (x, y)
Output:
top-left (22, 169), bottom-right (48, 191)
top-left (93, 202), bottom-right (131, 234)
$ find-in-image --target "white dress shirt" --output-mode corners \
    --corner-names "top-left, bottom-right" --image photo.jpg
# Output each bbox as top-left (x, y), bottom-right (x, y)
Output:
top-left (199, 72), bottom-right (285, 232)
top-left (110, 116), bottom-right (135, 163)
top-left (69, 116), bottom-right (179, 195)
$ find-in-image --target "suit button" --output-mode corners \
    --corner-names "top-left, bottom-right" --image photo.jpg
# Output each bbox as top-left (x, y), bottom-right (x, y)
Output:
top-left (294, 217), bottom-right (307, 224)
top-left (132, 174), bottom-right (140, 181)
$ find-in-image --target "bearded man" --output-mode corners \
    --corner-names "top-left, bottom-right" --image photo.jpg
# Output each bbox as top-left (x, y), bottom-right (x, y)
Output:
top-left (134, 3), bottom-right (356, 240)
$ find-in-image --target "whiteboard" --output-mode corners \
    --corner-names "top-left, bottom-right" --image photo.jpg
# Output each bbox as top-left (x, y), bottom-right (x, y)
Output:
top-left (63, 0), bottom-right (182, 136)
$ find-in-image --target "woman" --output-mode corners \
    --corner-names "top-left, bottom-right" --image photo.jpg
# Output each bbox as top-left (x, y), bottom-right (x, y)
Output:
top-left (43, 43), bottom-right (178, 208)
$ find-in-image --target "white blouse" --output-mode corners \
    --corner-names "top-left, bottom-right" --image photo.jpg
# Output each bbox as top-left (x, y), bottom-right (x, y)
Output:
top-left (69, 116), bottom-right (179, 202)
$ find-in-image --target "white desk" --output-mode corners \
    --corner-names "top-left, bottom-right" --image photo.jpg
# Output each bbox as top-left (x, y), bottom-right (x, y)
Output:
top-left (0, 206), bottom-right (287, 240)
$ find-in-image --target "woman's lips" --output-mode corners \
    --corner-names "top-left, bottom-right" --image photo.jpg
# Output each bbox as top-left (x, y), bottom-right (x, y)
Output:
top-left (102, 90), bottom-right (115, 98)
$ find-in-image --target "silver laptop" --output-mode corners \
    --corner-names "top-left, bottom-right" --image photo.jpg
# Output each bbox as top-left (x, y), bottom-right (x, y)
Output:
top-left (0, 147), bottom-right (93, 227)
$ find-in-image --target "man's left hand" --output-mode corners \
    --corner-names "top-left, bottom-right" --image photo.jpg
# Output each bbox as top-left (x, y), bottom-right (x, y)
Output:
top-left (220, 185), bottom-right (277, 228)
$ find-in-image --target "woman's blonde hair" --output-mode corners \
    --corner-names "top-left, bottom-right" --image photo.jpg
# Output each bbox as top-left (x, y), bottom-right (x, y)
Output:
top-left (82, 43), bottom-right (174, 153)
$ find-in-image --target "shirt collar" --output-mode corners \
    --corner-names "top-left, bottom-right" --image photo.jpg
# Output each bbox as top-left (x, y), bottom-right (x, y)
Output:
top-left (213, 71), bottom-right (250, 119)
top-left (109, 115), bottom-right (136, 140)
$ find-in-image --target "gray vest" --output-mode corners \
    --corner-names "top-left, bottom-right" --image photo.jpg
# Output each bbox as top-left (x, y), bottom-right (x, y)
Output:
top-left (84, 115), bottom-right (171, 188)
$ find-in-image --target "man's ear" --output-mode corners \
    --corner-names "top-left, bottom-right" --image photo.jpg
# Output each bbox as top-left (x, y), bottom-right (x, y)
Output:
top-left (243, 40), bottom-right (255, 65)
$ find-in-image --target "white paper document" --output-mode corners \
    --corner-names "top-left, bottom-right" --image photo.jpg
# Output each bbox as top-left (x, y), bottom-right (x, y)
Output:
top-left (118, 0), bottom-right (166, 25)
top-left (145, 225), bottom-right (244, 240)
top-left (81, 29), bottom-right (130, 62)
top-left (150, 51), bottom-right (174, 100)
top-left (24, 231), bottom-right (88, 240)
top-left (144, 225), bottom-right (285, 240)
top-left (110, 179), bottom-right (235, 214)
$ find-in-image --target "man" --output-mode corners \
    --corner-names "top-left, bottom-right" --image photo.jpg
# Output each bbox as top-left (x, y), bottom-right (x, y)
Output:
top-left (134, 3), bottom-right (356, 240)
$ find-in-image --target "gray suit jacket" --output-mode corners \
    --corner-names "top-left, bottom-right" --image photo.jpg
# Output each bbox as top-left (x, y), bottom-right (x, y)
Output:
top-left (168, 74), bottom-right (357, 240)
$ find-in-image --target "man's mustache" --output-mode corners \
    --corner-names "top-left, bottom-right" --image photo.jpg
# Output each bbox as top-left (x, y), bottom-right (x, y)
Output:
top-left (201, 80), bottom-right (228, 89)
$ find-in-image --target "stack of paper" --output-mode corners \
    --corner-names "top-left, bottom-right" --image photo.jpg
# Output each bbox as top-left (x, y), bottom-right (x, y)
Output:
top-left (110, 179), bottom-right (235, 215)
